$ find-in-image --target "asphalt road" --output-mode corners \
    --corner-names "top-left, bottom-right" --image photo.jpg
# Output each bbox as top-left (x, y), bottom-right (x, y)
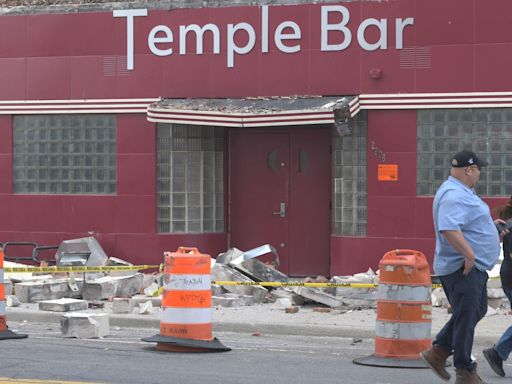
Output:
top-left (0, 321), bottom-right (507, 384)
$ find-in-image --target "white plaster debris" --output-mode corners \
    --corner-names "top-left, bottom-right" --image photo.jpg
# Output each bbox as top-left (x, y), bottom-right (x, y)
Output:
top-left (60, 313), bottom-right (110, 338)
top-left (6, 295), bottom-right (20, 307)
top-left (139, 300), bottom-right (153, 314)
top-left (39, 298), bottom-right (88, 312)
top-left (112, 298), bottom-right (134, 313)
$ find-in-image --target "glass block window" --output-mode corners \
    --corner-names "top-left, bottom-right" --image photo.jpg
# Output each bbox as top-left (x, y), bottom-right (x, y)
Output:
top-left (332, 112), bottom-right (368, 236)
top-left (13, 115), bottom-right (116, 194)
top-left (157, 124), bottom-right (224, 233)
top-left (417, 108), bottom-right (512, 196)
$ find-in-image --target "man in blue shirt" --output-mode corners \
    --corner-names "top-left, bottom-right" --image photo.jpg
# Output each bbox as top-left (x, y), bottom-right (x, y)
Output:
top-left (420, 150), bottom-right (505, 384)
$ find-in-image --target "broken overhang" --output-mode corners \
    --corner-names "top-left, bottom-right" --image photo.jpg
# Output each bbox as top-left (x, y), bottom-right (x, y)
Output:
top-left (147, 96), bottom-right (354, 128)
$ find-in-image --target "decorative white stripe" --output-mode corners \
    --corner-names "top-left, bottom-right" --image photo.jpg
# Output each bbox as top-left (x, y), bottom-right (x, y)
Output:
top-left (0, 98), bottom-right (157, 104)
top-left (349, 91), bottom-right (512, 118)
top-left (0, 98), bottom-right (158, 115)
top-left (361, 97), bottom-right (512, 104)
top-left (376, 321), bottom-right (431, 340)
top-left (378, 284), bottom-right (431, 302)
top-left (360, 103), bottom-right (512, 110)
top-left (243, 119), bottom-right (334, 127)
top-left (161, 307), bottom-right (211, 324)
top-left (361, 91), bottom-right (512, 98)
top-left (148, 116), bottom-right (243, 127)
top-left (165, 274), bottom-right (211, 291)
top-left (148, 105), bottom-right (335, 127)
top-left (148, 106), bottom-right (330, 117)
top-left (0, 301), bottom-right (5, 316)
top-left (2, 109), bottom-right (149, 115)
top-left (147, 111), bottom-right (242, 122)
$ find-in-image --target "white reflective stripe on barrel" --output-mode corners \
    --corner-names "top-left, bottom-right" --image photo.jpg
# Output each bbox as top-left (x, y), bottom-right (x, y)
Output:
top-left (378, 283), bottom-right (431, 302)
top-left (161, 307), bottom-right (212, 324)
top-left (0, 301), bottom-right (5, 316)
top-left (165, 274), bottom-right (211, 291)
top-left (0, 269), bottom-right (3, 284)
top-left (376, 321), bottom-right (431, 340)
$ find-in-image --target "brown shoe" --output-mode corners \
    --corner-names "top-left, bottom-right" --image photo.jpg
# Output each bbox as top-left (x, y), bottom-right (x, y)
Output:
top-left (420, 345), bottom-right (451, 381)
top-left (455, 366), bottom-right (489, 384)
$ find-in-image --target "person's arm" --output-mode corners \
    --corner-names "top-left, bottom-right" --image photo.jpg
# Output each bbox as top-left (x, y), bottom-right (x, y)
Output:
top-left (441, 230), bottom-right (475, 275)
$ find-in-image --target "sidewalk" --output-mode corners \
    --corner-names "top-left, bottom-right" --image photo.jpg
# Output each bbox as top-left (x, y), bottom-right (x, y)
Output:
top-left (6, 303), bottom-right (512, 345)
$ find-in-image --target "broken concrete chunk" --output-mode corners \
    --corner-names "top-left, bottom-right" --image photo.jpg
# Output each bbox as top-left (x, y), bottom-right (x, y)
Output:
top-left (114, 273), bottom-right (144, 297)
top-left (274, 298), bottom-right (293, 308)
top-left (212, 296), bottom-right (236, 307)
top-left (4, 280), bottom-right (12, 296)
top-left (82, 278), bottom-right (116, 300)
top-left (83, 274), bottom-right (144, 300)
top-left (56, 237), bottom-right (108, 267)
top-left (112, 298), bottom-right (134, 313)
top-left (139, 300), bottom-right (153, 314)
top-left (270, 288), bottom-right (305, 306)
top-left (60, 313), bottom-right (110, 338)
top-left (131, 294), bottom-right (162, 308)
top-left (216, 247), bottom-right (244, 265)
top-left (291, 287), bottom-right (344, 308)
top-left (15, 279), bottom-right (83, 303)
top-left (233, 257), bottom-right (288, 284)
top-left (431, 287), bottom-right (449, 308)
top-left (212, 294), bottom-right (254, 307)
top-left (217, 245), bottom-right (286, 284)
top-left (211, 283), bottom-right (225, 297)
top-left (222, 293), bottom-right (254, 306)
top-left (143, 282), bottom-right (159, 297)
top-left (6, 295), bottom-right (20, 307)
top-left (211, 263), bottom-right (268, 303)
top-left (39, 298), bottom-right (88, 312)
top-left (88, 301), bottom-right (105, 309)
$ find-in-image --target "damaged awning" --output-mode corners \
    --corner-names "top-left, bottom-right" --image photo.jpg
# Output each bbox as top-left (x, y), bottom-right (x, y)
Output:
top-left (147, 96), bottom-right (354, 128)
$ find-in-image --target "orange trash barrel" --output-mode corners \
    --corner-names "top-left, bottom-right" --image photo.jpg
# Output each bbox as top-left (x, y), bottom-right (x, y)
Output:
top-left (354, 249), bottom-right (431, 368)
top-left (0, 248), bottom-right (27, 340)
top-left (142, 246), bottom-right (230, 352)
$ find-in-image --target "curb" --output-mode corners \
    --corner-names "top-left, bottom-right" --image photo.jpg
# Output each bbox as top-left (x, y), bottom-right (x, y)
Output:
top-left (5, 310), bottom-right (504, 345)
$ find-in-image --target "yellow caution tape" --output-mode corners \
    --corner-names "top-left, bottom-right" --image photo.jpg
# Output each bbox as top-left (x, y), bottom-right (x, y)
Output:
top-left (214, 277), bottom-right (498, 289)
top-left (213, 281), bottom-right (378, 288)
top-left (4, 265), bottom-right (160, 273)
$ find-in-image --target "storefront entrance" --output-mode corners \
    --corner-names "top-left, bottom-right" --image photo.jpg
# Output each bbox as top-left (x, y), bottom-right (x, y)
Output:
top-left (229, 128), bottom-right (331, 276)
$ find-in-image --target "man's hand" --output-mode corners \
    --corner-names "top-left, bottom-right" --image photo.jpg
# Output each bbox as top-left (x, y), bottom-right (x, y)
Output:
top-left (463, 254), bottom-right (475, 275)
top-left (494, 219), bottom-right (510, 241)
top-left (441, 230), bottom-right (476, 275)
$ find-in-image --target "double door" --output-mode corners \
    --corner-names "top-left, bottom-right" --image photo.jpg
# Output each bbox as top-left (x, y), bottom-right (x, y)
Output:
top-left (229, 128), bottom-right (331, 276)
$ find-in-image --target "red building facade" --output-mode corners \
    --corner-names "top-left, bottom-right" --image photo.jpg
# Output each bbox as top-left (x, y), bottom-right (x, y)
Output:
top-left (0, 0), bottom-right (510, 275)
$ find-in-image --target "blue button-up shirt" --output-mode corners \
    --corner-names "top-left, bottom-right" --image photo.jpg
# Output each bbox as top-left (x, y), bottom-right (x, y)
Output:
top-left (432, 176), bottom-right (500, 276)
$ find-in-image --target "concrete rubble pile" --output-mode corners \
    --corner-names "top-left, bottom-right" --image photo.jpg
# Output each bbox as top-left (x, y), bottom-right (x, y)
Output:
top-left (3, 240), bottom-right (383, 336)
top-left (212, 245), bottom-right (379, 311)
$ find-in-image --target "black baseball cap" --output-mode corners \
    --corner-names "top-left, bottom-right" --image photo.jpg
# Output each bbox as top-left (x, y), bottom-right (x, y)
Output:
top-left (451, 150), bottom-right (488, 168)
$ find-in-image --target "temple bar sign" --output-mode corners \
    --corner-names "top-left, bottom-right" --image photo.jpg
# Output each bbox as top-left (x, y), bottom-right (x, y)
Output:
top-left (113, 6), bottom-right (415, 69)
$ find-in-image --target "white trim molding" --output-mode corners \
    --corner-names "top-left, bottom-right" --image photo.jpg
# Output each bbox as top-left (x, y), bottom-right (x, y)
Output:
top-left (350, 91), bottom-right (512, 117)
top-left (0, 98), bottom-right (158, 114)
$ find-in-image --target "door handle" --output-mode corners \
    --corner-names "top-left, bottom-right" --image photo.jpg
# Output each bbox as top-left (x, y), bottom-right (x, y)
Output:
top-left (272, 202), bottom-right (286, 218)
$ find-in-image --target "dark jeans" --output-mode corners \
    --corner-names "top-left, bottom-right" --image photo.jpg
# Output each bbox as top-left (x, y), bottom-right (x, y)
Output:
top-left (434, 267), bottom-right (488, 370)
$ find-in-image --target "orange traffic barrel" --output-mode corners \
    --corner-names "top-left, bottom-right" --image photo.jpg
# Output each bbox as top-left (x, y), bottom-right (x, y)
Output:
top-left (142, 247), bottom-right (230, 352)
top-left (0, 248), bottom-right (27, 340)
top-left (353, 249), bottom-right (431, 368)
